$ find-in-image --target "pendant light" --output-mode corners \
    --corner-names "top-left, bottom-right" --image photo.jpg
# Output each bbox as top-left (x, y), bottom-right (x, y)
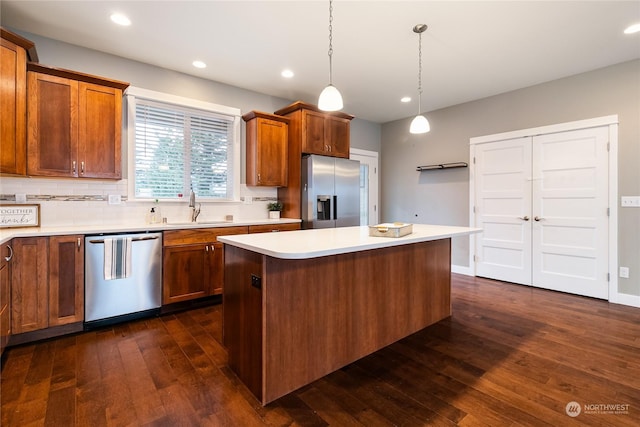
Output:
top-left (410, 24), bottom-right (430, 134)
top-left (318, 0), bottom-right (343, 111)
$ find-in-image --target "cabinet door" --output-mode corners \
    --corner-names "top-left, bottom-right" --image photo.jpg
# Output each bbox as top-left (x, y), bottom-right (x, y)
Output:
top-left (0, 243), bottom-right (12, 353)
top-left (0, 37), bottom-right (27, 175)
top-left (301, 110), bottom-right (328, 155)
top-left (163, 244), bottom-right (211, 304)
top-left (255, 118), bottom-right (288, 186)
top-left (49, 235), bottom-right (84, 326)
top-left (78, 82), bottom-right (122, 179)
top-left (27, 72), bottom-right (79, 177)
top-left (11, 237), bottom-right (49, 334)
top-left (328, 116), bottom-right (351, 158)
top-left (209, 242), bottom-right (224, 295)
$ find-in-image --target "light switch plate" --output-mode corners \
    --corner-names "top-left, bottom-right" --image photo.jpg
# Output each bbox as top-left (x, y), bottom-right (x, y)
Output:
top-left (621, 196), bottom-right (640, 207)
top-left (619, 266), bottom-right (629, 279)
top-left (108, 194), bottom-right (122, 205)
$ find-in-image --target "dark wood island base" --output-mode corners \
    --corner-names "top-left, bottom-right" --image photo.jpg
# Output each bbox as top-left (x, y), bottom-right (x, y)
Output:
top-left (223, 238), bottom-right (452, 405)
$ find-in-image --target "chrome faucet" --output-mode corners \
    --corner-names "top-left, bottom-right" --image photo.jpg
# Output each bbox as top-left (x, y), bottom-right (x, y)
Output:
top-left (189, 189), bottom-right (201, 222)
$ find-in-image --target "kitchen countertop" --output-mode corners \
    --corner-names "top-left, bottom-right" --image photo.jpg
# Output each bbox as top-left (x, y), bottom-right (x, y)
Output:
top-left (218, 224), bottom-right (481, 259)
top-left (0, 218), bottom-right (301, 245)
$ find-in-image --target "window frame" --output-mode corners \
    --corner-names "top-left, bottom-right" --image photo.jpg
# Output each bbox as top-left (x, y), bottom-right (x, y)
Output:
top-left (126, 86), bottom-right (242, 202)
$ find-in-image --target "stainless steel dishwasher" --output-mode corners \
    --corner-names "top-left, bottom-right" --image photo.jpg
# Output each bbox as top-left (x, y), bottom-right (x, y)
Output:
top-left (85, 231), bottom-right (162, 327)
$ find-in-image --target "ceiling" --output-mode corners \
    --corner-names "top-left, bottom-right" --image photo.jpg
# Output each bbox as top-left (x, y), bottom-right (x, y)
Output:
top-left (2, 1), bottom-right (639, 123)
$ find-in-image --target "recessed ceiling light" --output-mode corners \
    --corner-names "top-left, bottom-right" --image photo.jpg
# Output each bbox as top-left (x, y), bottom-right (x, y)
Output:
top-left (192, 60), bottom-right (207, 69)
top-left (110, 13), bottom-right (131, 26)
top-left (624, 23), bottom-right (640, 34)
top-left (281, 69), bottom-right (294, 78)
top-left (401, 96), bottom-right (412, 103)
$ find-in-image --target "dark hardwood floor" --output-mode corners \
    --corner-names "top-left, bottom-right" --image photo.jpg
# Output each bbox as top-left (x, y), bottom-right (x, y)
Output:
top-left (2, 274), bottom-right (639, 426)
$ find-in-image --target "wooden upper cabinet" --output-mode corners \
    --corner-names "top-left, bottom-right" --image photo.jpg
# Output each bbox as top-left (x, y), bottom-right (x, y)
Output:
top-left (0, 29), bottom-right (32, 176)
top-left (275, 101), bottom-right (353, 159)
top-left (26, 63), bottom-right (128, 179)
top-left (243, 111), bottom-right (289, 187)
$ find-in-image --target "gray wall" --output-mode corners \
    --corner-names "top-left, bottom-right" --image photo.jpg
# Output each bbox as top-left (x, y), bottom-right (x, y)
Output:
top-left (381, 59), bottom-right (640, 296)
top-left (16, 30), bottom-right (381, 177)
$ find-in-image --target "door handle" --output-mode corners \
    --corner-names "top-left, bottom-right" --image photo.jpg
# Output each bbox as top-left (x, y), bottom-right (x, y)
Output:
top-left (518, 216), bottom-right (530, 221)
top-left (534, 216), bottom-right (544, 221)
top-left (4, 245), bottom-right (13, 262)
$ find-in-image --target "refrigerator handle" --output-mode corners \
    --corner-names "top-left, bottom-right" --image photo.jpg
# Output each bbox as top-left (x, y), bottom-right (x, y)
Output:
top-left (333, 195), bottom-right (338, 220)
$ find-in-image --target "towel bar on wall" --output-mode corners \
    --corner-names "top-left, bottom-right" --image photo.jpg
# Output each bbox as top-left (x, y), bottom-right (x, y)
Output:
top-left (416, 162), bottom-right (468, 171)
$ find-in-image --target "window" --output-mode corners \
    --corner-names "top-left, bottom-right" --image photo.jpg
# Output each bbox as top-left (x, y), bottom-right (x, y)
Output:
top-left (127, 87), bottom-right (241, 201)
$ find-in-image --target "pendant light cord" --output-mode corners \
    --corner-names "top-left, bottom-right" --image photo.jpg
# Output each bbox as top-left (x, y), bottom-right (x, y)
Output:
top-left (328, 0), bottom-right (334, 85)
top-left (417, 30), bottom-right (423, 115)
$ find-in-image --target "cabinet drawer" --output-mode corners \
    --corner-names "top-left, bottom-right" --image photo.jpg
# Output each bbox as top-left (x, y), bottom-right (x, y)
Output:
top-left (164, 226), bottom-right (248, 246)
top-left (248, 223), bottom-right (301, 233)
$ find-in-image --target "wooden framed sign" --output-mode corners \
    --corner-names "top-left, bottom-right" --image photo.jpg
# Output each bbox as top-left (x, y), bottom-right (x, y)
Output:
top-left (0, 204), bottom-right (41, 228)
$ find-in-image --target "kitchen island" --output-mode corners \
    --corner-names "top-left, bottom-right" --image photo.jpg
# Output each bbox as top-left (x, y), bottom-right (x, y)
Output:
top-left (219, 224), bottom-right (480, 405)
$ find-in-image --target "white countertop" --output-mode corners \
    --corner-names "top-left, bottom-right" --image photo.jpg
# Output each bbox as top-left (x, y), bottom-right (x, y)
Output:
top-left (0, 218), bottom-right (301, 245)
top-left (218, 224), bottom-right (481, 259)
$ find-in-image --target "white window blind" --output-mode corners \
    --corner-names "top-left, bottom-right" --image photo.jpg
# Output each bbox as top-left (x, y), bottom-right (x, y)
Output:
top-left (129, 89), bottom-right (240, 201)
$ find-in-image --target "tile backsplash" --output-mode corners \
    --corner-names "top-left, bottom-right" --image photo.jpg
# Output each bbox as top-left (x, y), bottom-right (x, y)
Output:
top-left (0, 177), bottom-right (279, 227)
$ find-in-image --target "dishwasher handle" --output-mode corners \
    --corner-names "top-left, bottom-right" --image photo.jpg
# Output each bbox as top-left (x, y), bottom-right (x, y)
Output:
top-left (88, 235), bottom-right (160, 244)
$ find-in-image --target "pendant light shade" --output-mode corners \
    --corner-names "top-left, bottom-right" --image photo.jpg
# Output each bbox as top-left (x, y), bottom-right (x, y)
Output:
top-left (410, 24), bottom-right (430, 134)
top-left (318, 0), bottom-right (343, 111)
top-left (318, 84), bottom-right (343, 111)
top-left (410, 114), bottom-right (430, 134)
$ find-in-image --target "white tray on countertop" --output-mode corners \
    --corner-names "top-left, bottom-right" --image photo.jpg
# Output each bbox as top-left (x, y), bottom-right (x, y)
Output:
top-left (368, 222), bottom-right (413, 238)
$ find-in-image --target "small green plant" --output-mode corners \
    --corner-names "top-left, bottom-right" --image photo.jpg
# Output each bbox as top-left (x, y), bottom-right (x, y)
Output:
top-left (267, 201), bottom-right (283, 211)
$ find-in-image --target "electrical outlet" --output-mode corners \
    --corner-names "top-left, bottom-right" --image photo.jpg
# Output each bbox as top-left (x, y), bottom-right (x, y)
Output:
top-left (621, 196), bottom-right (640, 207)
top-left (15, 193), bottom-right (27, 203)
top-left (243, 196), bottom-right (252, 205)
top-left (619, 267), bottom-right (629, 279)
top-left (108, 194), bottom-right (122, 205)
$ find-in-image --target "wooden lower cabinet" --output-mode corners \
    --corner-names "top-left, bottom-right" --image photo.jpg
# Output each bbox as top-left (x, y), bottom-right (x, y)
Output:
top-left (0, 242), bottom-right (12, 353)
top-left (48, 235), bottom-right (84, 326)
top-left (248, 222), bottom-right (301, 234)
top-left (11, 235), bottom-right (84, 336)
top-left (11, 237), bottom-right (49, 334)
top-left (162, 226), bottom-right (247, 305)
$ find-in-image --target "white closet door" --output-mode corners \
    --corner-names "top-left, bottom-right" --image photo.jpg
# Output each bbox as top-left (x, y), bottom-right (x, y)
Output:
top-left (532, 127), bottom-right (609, 299)
top-left (474, 137), bottom-right (532, 285)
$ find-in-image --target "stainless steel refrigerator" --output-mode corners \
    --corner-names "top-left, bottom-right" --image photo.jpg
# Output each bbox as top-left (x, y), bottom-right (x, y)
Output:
top-left (301, 154), bottom-right (360, 229)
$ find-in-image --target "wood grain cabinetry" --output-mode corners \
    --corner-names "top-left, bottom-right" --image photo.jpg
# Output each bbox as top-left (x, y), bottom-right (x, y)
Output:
top-left (11, 235), bottom-right (84, 336)
top-left (26, 63), bottom-right (129, 179)
top-left (163, 226), bottom-right (247, 304)
top-left (0, 242), bottom-right (12, 353)
top-left (243, 111), bottom-right (289, 187)
top-left (275, 101), bottom-right (354, 219)
top-left (248, 222), bottom-right (301, 233)
top-left (0, 29), bottom-right (36, 176)
top-left (48, 235), bottom-right (84, 326)
top-left (11, 237), bottom-right (49, 334)
top-left (274, 101), bottom-right (353, 159)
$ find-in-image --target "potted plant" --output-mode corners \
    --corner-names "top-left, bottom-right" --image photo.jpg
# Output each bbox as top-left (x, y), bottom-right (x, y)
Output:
top-left (267, 201), bottom-right (283, 219)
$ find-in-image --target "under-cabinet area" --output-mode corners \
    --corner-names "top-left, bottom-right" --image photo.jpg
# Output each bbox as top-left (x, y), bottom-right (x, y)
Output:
top-left (0, 221), bottom-right (300, 353)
